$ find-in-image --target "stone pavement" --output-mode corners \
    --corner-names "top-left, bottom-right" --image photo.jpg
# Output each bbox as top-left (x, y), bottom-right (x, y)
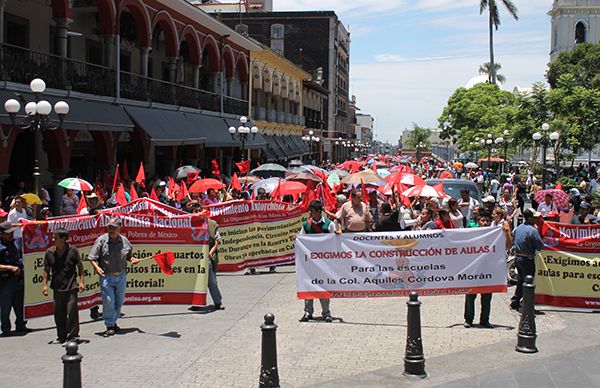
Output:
top-left (0, 268), bottom-right (584, 388)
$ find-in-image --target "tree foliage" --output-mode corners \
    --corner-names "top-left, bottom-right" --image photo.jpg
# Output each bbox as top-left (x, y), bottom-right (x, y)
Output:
top-left (405, 123), bottom-right (432, 149)
top-left (479, 62), bottom-right (506, 83)
top-left (479, 0), bottom-right (518, 84)
top-left (547, 42), bottom-right (600, 89)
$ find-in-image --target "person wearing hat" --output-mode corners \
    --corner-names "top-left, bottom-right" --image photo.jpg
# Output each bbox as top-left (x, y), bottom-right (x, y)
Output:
top-left (79, 193), bottom-right (103, 215)
top-left (570, 201), bottom-right (596, 225)
top-left (42, 229), bottom-right (85, 344)
top-left (0, 221), bottom-right (28, 336)
top-left (509, 209), bottom-right (544, 310)
top-left (482, 195), bottom-right (496, 214)
top-left (88, 217), bottom-right (140, 337)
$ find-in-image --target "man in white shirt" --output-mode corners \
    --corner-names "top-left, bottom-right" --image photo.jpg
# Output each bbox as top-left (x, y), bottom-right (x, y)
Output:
top-left (459, 189), bottom-right (479, 224)
top-left (7, 196), bottom-right (28, 247)
top-left (536, 193), bottom-right (557, 216)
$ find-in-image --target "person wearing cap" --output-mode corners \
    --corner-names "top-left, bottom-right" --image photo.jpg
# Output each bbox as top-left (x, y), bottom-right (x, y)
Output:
top-left (88, 217), bottom-right (140, 337)
top-left (155, 181), bottom-right (169, 204)
top-left (509, 209), bottom-right (544, 310)
top-left (42, 229), bottom-right (84, 344)
top-left (570, 201), bottom-right (596, 225)
top-left (482, 195), bottom-right (496, 214)
top-left (0, 221), bottom-right (28, 336)
top-left (537, 193), bottom-right (557, 217)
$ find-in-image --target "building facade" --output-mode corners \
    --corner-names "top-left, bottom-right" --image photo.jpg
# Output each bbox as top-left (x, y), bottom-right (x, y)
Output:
top-left (549, 0), bottom-right (600, 61)
top-left (191, 0), bottom-right (273, 13)
top-left (212, 11), bottom-right (350, 161)
top-left (0, 0), bottom-right (265, 203)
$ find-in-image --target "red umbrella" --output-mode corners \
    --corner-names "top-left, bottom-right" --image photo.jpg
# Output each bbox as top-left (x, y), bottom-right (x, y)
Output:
top-left (188, 178), bottom-right (225, 193)
top-left (399, 173), bottom-right (427, 186)
top-left (389, 165), bottom-right (415, 174)
top-left (271, 181), bottom-right (307, 198)
top-left (402, 185), bottom-right (444, 198)
top-left (533, 189), bottom-right (571, 209)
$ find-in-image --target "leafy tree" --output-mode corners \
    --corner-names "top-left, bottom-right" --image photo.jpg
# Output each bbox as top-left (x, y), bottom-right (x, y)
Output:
top-left (546, 42), bottom-right (600, 89)
top-left (405, 123), bottom-right (431, 148)
top-left (479, 62), bottom-right (506, 83)
top-left (479, 0), bottom-right (519, 85)
top-left (438, 82), bottom-right (517, 151)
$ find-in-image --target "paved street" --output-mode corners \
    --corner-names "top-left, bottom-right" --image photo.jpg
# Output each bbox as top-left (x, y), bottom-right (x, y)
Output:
top-left (1, 267), bottom-right (587, 387)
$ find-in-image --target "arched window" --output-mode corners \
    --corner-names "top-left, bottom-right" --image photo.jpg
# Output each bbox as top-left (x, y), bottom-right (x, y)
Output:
top-left (575, 22), bottom-right (586, 44)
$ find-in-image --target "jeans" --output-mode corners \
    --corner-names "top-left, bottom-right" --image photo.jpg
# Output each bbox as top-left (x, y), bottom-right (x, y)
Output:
top-left (100, 272), bottom-right (127, 328)
top-left (208, 261), bottom-right (222, 305)
top-left (464, 294), bottom-right (492, 324)
top-left (304, 299), bottom-right (330, 317)
top-left (511, 256), bottom-right (536, 307)
top-left (0, 277), bottom-right (25, 333)
top-left (54, 289), bottom-right (79, 340)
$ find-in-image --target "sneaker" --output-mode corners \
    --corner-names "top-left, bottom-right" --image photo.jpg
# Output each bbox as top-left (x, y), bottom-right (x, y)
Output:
top-left (479, 321), bottom-right (494, 329)
top-left (324, 315), bottom-right (333, 323)
top-left (463, 321), bottom-right (472, 328)
top-left (299, 313), bottom-right (313, 322)
top-left (214, 303), bottom-right (225, 310)
top-left (269, 267), bottom-right (276, 273)
top-left (50, 338), bottom-right (66, 345)
top-left (103, 328), bottom-right (115, 337)
top-left (112, 325), bottom-right (120, 333)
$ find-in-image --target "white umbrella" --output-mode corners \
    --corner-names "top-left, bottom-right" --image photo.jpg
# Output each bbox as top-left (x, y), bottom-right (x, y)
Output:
top-left (250, 163), bottom-right (287, 178)
top-left (402, 185), bottom-right (444, 198)
top-left (464, 162), bottom-right (479, 169)
top-left (252, 178), bottom-right (284, 195)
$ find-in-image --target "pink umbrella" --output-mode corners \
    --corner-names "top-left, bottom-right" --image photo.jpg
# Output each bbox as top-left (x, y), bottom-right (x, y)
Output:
top-left (399, 173), bottom-right (427, 186)
top-left (533, 189), bottom-right (571, 210)
top-left (389, 165), bottom-right (415, 174)
top-left (402, 185), bottom-right (444, 198)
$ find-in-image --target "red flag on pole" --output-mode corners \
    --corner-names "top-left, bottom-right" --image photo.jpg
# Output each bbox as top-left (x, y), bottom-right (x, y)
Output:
top-left (176, 181), bottom-right (188, 202)
top-left (152, 251), bottom-right (176, 275)
top-left (235, 160), bottom-right (250, 175)
top-left (76, 194), bottom-right (87, 214)
top-left (150, 187), bottom-right (159, 201)
top-left (115, 183), bottom-right (128, 205)
top-left (300, 180), bottom-right (317, 210)
top-left (361, 179), bottom-right (369, 205)
top-left (231, 173), bottom-right (242, 191)
top-left (121, 160), bottom-right (130, 181)
top-left (129, 182), bottom-right (139, 201)
top-left (135, 162), bottom-right (146, 188)
top-left (186, 171), bottom-right (199, 185)
top-left (211, 159), bottom-right (222, 181)
top-left (112, 163), bottom-right (120, 194)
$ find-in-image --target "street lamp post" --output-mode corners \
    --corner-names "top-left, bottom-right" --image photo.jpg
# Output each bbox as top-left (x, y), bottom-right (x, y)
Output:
top-left (415, 142), bottom-right (427, 164)
top-left (549, 130), bottom-right (560, 178)
top-left (3, 78), bottom-right (70, 198)
top-left (228, 116), bottom-right (258, 162)
top-left (532, 123), bottom-right (557, 188)
top-left (302, 130), bottom-right (321, 165)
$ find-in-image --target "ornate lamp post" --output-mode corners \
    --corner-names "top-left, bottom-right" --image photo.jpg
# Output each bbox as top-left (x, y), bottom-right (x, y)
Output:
top-left (302, 130), bottom-right (320, 165)
top-left (549, 130), bottom-right (560, 178)
top-left (495, 129), bottom-right (513, 174)
top-left (4, 78), bottom-right (70, 195)
top-left (415, 142), bottom-right (427, 164)
top-left (532, 123), bottom-right (555, 188)
top-left (228, 116), bottom-right (258, 162)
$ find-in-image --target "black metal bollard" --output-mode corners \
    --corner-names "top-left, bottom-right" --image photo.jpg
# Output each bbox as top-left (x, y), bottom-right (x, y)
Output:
top-left (404, 292), bottom-right (427, 378)
top-left (259, 313), bottom-right (280, 388)
top-left (62, 341), bottom-right (83, 388)
top-left (516, 275), bottom-right (538, 353)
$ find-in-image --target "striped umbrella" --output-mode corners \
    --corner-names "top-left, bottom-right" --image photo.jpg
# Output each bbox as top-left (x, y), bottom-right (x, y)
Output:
top-left (58, 178), bottom-right (94, 191)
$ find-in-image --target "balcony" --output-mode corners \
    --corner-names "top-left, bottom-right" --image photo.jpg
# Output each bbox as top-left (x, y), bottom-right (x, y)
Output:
top-left (0, 43), bottom-right (248, 116)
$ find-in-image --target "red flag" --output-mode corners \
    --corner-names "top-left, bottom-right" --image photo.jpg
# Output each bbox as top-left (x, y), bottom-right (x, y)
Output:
top-left (152, 251), bottom-right (176, 275)
top-left (176, 181), bottom-right (188, 202)
top-left (371, 163), bottom-right (377, 172)
top-left (361, 179), bottom-right (369, 205)
top-left (231, 173), bottom-right (242, 191)
top-left (150, 187), bottom-right (159, 201)
top-left (76, 194), bottom-right (87, 214)
top-left (187, 171), bottom-right (199, 185)
top-left (168, 177), bottom-right (179, 200)
top-left (300, 180), bottom-right (317, 210)
top-left (135, 162), bottom-right (146, 188)
top-left (319, 184), bottom-right (336, 211)
top-left (129, 183), bottom-right (139, 201)
top-left (95, 180), bottom-right (107, 201)
top-left (555, 182), bottom-right (562, 190)
top-left (112, 164), bottom-right (120, 194)
top-left (235, 160), bottom-right (250, 175)
top-left (115, 183), bottom-right (128, 205)
top-left (121, 160), bottom-right (130, 181)
top-left (432, 182), bottom-right (445, 196)
top-left (211, 159), bottom-right (222, 181)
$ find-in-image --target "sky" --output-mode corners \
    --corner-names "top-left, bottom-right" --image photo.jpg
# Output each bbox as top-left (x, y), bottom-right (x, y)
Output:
top-left (273, 0), bottom-right (553, 143)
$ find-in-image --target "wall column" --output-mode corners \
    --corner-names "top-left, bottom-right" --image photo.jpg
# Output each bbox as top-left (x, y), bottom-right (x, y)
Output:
top-left (193, 65), bottom-right (201, 89)
top-left (0, 0), bottom-right (7, 44)
top-left (53, 17), bottom-right (70, 57)
top-left (140, 47), bottom-right (150, 77)
top-left (103, 35), bottom-right (115, 69)
top-left (168, 57), bottom-right (178, 83)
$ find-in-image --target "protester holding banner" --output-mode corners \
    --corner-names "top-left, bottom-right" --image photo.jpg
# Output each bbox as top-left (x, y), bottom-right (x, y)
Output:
top-left (299, 201), bottom-right (339, 323)
top-left (42, 229), bottom-right (84, 344)
top-left (336, 190), bottom-right (372, 232)
top-left (510, 208), bottom-right (544, 311)
top-left (88, 217), bottom-right (140, 337)
top-left (0, 221), bottom-right (28, 336)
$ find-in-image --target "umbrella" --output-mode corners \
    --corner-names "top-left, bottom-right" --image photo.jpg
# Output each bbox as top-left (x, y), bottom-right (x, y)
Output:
top-left (21, 193), bottom-right (42, 205)
top-left (377, 169), bottom-right (391, 178)
top-left (328, 169), bottom-right (349, 178)
top-left (389, 165), bottom-right (415, 174)
top-left (271, 181), bottom-right (307, 198)
top-left (288, 159), bottom-right (303, 167)
top-left (402, 185), bottom-right (445, 198)
top-left (250, 163), bottom-right (287, 178)
top-left (464, 162), bottom-right (479, 169)
top-left (533, 189), bottom-right (571, 209)
top-left (340, 170), bottom-right (384, 185)
top-left (253, 178), bottom-right (283, 195)
top-left (327, 173), bottom-right (340, 188)
top-left (188, 178), bottom-right (225, 193)
top-left (453, 162), bottom-right (463, 168)
top-left (238, 176), bottom-right (260, 184)
top-left (58, 177), bottom-right (94, 191)
top-left (174, 165), bottom-right (201, 180)
top-left (399, 173), bottom-right (427, 186)
top-left (286, 171), bottom-right (323, 183)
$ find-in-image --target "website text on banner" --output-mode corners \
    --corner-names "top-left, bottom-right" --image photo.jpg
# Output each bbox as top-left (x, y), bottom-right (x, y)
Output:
top-left (295, 227), bottom-right (507, 299)
top-left (22, 212), bottom-right (209, 319)
top-left (207, 200), bottom-right (305, 272)
top-left (536, 222), bottom-right (600, 310)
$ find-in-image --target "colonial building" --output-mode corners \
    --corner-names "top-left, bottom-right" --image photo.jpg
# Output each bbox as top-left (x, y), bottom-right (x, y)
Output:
top-left (302, 79), bottom-right (328, 163)
top-left (207, 10), bottom-right (351, 161)
top-left (0, 0), bottom-right (264, 202)
top-left (191, 0), bottom-right (273, 13)
top-left (549, 0), bottom-right (600, 61)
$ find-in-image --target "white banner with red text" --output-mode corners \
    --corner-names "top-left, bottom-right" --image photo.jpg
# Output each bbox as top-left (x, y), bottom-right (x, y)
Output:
top-left (295, 227), bottom-right (507, 299)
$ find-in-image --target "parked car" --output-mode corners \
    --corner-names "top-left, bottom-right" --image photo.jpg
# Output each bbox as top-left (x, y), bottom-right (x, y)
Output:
top-left (426, 179), bottom-right (482, 202)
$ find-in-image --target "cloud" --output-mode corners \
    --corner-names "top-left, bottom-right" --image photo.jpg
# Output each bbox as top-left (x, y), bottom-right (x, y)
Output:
top-left (374, 54), bottom-right (455, 63)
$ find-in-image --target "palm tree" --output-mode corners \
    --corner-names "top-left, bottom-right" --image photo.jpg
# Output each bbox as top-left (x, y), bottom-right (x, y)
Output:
top-left (479, 62), bottom-right (506, 83)
top-left (479, 0), bottom-right (518, 85)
